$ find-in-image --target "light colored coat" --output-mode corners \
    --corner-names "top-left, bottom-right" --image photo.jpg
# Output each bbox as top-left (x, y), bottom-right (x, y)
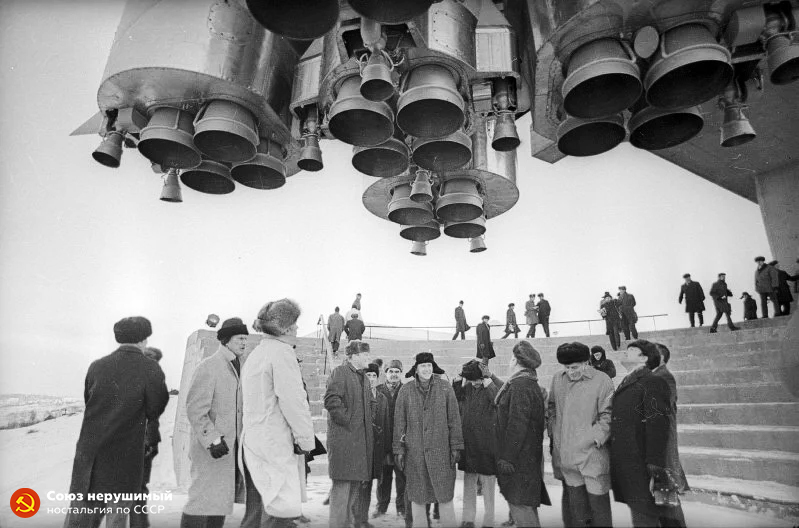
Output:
top-left (240, 335), bottom-right (315, 518)
top-left (393, 376), bottom-right (464, 504)
top-left (184, 345), bottom-right (245, 515)
top-left (548, 366), bottom-right (613, 493)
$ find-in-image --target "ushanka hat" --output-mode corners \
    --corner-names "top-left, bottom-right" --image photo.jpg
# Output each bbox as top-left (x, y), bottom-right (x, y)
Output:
top-left (405, 351), bottom-right (445, 378)
top-left (512, 340), bottom-right (542, 370)
top-left (217, 317), bottom-right (249, 344)
top-left (365, 363), bottom-right (380, 375)
top-left (460, 360), bottom-right (483, 381)
top-left (385, 359), bottom-right (403, 372)
top-left (114, 316), bottom-right (152, 344)
top-left (556, 342), bottom-right (590, 365)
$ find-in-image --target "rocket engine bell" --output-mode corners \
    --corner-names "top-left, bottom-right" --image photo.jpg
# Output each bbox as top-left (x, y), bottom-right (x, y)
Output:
top-left (75, 0), bottom-right (792, 254)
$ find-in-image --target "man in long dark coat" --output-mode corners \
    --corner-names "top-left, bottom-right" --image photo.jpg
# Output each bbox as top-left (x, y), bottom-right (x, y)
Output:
top-left (476, 315), bottom-right (496, 366)
top-left (374, 360), bottom-right (407, 518)
top-left (612, 340), bottom-right (684, 527)
top-left (618, 286), bottom-right (639, 340)
top-left (502, 303), bottom-right (521, 339)
top-left (64, 316), bottom-right (169, 528)
top-left (324, 340), bottom-right (374, 528)
top-left (495, 341), bottom-right (550, 527)
top-left (600, 293), bottom-right (622, 351)
top-left (754, 256), bottom-right (780, 318)
top-left (740, 291), bottom-right (758, 320)
top-left (354, 363), bottom-right (391, 528)
top-left (344, 312), bottom-right (366, 341)
top-left (678, 273), bottom-right (705, 327)
top-left (453, 360), bottom-right (503, 528)
top-left (652, 343), bottom-right (690, 503)
top-left (535, 294), bottom-right (551, 337)
top-left (771, 260), bottom-right (797, 316)
top-left (453, 301), bottom-right (470, 340)
top-left (709, 273), bottom-right (740, 333)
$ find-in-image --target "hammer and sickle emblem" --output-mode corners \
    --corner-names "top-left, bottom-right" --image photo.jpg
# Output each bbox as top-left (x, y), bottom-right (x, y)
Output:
top-left (15, 494), bottom-right (36, 513)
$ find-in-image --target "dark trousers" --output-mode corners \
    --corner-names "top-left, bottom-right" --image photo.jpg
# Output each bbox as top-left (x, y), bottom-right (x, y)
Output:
top-left (130, 452), bottom-right (157, 528)
top-left (376, 463), bottom-right (406, 514)
top-left (242, 460), bottom-right (266, 528)
top-left (452, 330), bottom-right (465, 340)
top-left (779, 300), bottom-right (792, 316)
top-left (562, 485), bottom-right (612, 527)
top-left (180, 514), bottom-right (226, 528)
top-left (621, 315), bottom-right (638, 340)
top-left (710, 307), bottom-right (735, 330)
top-left (526, 325), bottom-right (535, 338)
top-left (630, 506), bottom-right (687, 528)
top-left (759, 292), bottom-right (781, 318)
top-left (331, 339), bottom-right (340, 354)
top-left (687, 311), bottom-right (703, 327)
top-left (502, 330), bottom-right (519, 339)
top-left (606, 325), bottom-right (620, 351)
top-left (535, 319), bottom-right (550, 337)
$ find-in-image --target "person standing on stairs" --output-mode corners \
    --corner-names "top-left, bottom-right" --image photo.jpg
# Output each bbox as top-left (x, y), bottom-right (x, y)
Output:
top-left (754, 256), bottom-right (780, 318)
top-left (709, 273), bottom-right (741, 333)
top-left (502, 303), bottom-right (521, 339)
top-left (327, 307), bottom-right (345, 355)
top-left (525, 294), bottom-right (539, 338)
top-left (678, 273), bottom-right (706, 327)
top-left (740, 292), bottom-right (758, 321)
top-left (535, 294), bottom-right (552, 338)
top-left (476, 315), bottom-right (496, 366)
top-left (453, 300), bottom-right (470, 340)
top-left (618, 286), bottom-right (639, 341)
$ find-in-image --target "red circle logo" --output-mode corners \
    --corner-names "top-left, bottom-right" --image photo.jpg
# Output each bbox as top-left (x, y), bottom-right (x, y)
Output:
top-left (10, 488), bottom-right (40, 518)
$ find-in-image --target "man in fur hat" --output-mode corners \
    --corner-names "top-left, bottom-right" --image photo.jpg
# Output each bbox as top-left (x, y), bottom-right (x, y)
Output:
top-left (548, 342), bottom-right (614, 528)
top-left (495, 341), bottom-right (550, 527)
top-left (375, 360), bottom-right (407, 518)
top-left (453, 360), bottom-right (504, 528)
top-left (182, 317), bottom-right (250, 528)
top-left (394, 352), bottom-right (464, 528)
top-left (64, 316), bottom-right (169, 528)
top-left (325, 340), bottom-right (374, 528)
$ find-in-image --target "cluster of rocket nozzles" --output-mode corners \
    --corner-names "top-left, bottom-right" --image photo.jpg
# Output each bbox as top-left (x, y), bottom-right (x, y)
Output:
top-left (86, 0), bottom-right (799, 254)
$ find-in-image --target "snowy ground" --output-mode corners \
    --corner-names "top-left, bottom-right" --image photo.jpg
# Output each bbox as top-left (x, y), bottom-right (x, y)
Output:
top-left (0, 397), bottom-right (793, 528)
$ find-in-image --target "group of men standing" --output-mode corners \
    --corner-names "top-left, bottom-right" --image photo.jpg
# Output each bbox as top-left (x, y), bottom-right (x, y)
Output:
top-left (452, 295), bottom-right (552, 343)
top-left (598, 287), bottom-right (639, 351)
top-left (678, 256), bottom-right (797, 331)
top-left (324, 336), bottom-right (689, 528)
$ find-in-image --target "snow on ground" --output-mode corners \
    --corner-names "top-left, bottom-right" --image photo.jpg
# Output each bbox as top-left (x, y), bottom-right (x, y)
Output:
top-left (0, 397), bottom-right (793, 528)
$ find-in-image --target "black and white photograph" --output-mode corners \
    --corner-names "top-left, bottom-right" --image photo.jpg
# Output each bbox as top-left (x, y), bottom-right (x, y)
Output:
top-left (1, 1), bottom-right (798, 527)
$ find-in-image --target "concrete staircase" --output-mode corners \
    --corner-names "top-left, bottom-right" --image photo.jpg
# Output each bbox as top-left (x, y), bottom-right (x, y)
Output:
top-left (295, 317), bottom-right (799, 520)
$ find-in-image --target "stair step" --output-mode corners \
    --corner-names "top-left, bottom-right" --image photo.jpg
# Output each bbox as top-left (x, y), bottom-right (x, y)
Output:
top-left (680, 446), bottom-right (799, 487)
top-left (669, 350), bottom-right (784, 371)
top-left (674, 367), bottom-right (780, 385)
top-left (679, 402), bottom-right (799, 426)
top-left (679, 382), bottom-right (796, 404)
top-left (678, 424), bottom-right (799, 453)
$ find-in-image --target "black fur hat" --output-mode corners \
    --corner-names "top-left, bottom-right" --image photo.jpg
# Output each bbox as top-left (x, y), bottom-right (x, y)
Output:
top-left (406, 352), bottom-right (445, 378)
top-left (556, 342), bottom-right (590, 365)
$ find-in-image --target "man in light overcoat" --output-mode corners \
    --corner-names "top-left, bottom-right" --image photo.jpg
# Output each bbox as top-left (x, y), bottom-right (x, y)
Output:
top-left (182, 318), bottom-right (249, 528)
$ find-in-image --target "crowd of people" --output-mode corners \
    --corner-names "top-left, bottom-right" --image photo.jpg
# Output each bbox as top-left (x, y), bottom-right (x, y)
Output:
top-left (323, 338), bottom-right (688, 528)
top-left (61, 260), bottom-right (796, 528)
top-left (678, 257), bottom-right (798, 330)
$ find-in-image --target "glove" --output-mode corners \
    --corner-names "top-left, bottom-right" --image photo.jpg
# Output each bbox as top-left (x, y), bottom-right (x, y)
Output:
top-left (395, 453), bottom-right (405, 472)
top-left (497, 459), bottom-right (515, 475)
top-left (208, 437), bottom-right (230, 459)
top-left (144, 444), bottom-right (159, 458)
top-left (478, 362), bottom-right (491, 379)
top-left (646, 464), bottom-right (668, 484)
top-left (451, 450), bottom-right (461, 467)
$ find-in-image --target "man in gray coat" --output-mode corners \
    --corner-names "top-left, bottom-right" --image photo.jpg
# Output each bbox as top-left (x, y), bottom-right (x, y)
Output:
top-left (182, 318), bottom-right (249, 528)
top-left (548, 342), bottom-right (614, 528)
top-left (754, 256), bottom-right (780, 318)
top-left (328, 307), bottom-right (346, 354)
top-left (324, 340), bottom-right (374, 528)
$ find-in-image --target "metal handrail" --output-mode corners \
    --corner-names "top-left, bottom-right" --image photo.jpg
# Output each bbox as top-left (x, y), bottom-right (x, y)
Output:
top-left (318, 314), bottom-right (669, 341)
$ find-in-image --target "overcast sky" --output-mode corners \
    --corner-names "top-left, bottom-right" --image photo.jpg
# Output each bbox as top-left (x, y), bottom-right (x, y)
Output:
top-left (0, 1), bottom-right (771, 397)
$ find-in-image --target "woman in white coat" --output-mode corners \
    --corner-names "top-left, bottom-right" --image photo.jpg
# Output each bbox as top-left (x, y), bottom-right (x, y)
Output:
top-left (241, 299), bottom-right (315, 528)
